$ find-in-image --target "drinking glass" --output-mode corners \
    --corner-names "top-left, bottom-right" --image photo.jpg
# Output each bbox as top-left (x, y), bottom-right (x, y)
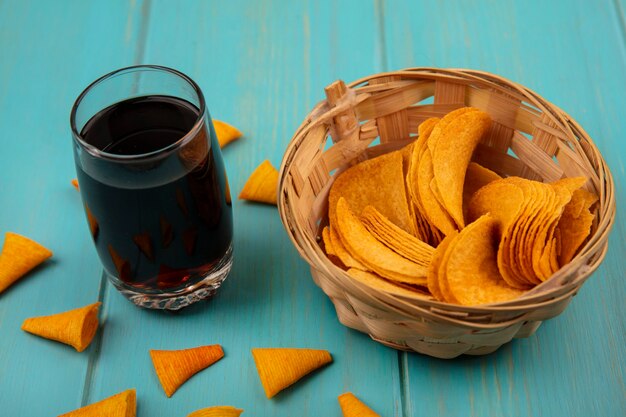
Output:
top-left (70, 65), bottom-right (233, 310)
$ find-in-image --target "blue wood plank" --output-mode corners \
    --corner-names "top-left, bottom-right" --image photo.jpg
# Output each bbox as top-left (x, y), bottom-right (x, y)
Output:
top-left (382, 0), bottom-right (626, 416)
top-left (0, 1), bottom-right (150, 415)
top-left (82, 1), bottom-right (404, 416)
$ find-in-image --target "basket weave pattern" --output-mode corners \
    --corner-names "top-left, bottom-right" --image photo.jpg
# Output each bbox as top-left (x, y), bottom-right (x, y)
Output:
top-left (278, 68), bottom-right (615, 358)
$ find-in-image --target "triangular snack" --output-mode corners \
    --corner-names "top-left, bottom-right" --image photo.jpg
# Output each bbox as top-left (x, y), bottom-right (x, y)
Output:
top-left (238, 160), bottom-right (279, 205)
top-left (0, 232), bottom-right (53, 293)
top-left (214, 119), bottom-right (243, 148)
top-left (150, 344), bottom-right (224, 397)
top-left (557, 188), bottom-right (597, 265)
top-left (338, 392), bottom-right (381, 417)
top-left (187, 406), bottom-right (244, 417)
top-left (22, 302), bottom-right (101, 352)
top-left (132, 232), bottom-right (154, 261)
top-left (251, 348), bottom-right (332, 398)
top-left (71, 178), bottom-right (79, 190)
top-left (58, 389), bottom-right (136, 417)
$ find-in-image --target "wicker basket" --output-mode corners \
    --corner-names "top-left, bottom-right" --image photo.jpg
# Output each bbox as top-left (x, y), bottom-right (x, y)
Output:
top-left (277, 68), bottom-right (615, 359)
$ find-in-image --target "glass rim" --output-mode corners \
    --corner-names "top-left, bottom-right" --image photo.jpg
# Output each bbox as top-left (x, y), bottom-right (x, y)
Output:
top-left (70, 64), bottom-right (206, 162)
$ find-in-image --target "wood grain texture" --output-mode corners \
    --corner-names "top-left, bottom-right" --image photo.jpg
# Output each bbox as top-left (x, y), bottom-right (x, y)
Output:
top-left (0, 0), bottom-right (624, 416)
top-left (0, 1), bottom-right (150, 415)
top-left (382, 1), bottom-right (626, 416)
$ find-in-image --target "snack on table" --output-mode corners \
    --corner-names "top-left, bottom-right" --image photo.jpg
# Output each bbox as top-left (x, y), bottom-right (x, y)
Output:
top-left (22, 302), bottom-right (101, 352)
top-left (187, 406), bottom-right (244, 417)
top-left (150, 344), bottom-right (224, 397)
top-left (0, 232), bottom-right (53, 294)
top-left (321, 107), bottom-right (597, 306)
top-left (58, 388), bottom-right (136, 417)
top-left (213, 119), bottom-right (243, 148)
top-left (71, 178), bottom-right (79, 190)
top-left (338, 392), bottom-right (381, 417)
top-left (239, 160), bottom-right (279, 205)
top-left (251, 348), bottom-right (332, 398)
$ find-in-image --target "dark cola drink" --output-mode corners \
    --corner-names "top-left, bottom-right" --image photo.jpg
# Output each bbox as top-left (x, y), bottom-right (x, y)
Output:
top-left (73, 83), bottom-right (233, 310)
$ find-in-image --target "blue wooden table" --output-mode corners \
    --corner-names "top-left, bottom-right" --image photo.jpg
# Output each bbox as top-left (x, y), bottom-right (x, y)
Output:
top-left (1, 1), bottom-right (624, 416)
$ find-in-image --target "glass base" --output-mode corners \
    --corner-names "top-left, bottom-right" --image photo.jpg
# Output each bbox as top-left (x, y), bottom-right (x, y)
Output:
top-left (108, 245), bottom-right (233, 310)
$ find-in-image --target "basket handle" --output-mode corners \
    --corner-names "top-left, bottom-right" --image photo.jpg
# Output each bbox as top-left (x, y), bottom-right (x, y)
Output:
top-left (324, 80), bottom-right (359, 144)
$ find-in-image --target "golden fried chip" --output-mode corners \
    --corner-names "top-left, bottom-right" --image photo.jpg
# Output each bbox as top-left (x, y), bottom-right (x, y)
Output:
top-left (214, 119), bottom-right (243, 148)
top-left (329, 226), bottom-right (366, 270)
top-left (150, 344), bottom-right (224, 397)
top-left (22, 302), bottom-right (101, 352)
top-left (416, 149), bottom-right (457, 235)
top-left (238, 160), bottom-right (278, 205)
top-left (187, 406), bottom-right (244, 417)
top-left (427, 233), bottom-right (456, 302)
top-left (462, 162), bottom-right (501, 222)
top-left (338, 392), bottom-right (381, 417)
top-left (251, 348), bottom-right (332, 398)
top-left (557, 189), bottom-right (598, 265)
top-left (321, 226), bottom-right (335, 256)
top-left (360, 205), bottom-right (434, 266)
top-left (445, 215), bottom-right (525, 305)
top-left (0, 232), bottom-right (52, 294)
top-left (71, 178), bottom-right (79, 190)
top-left (329, 151), bottom-right (415, 235)
top-left (437, 231), bottom-right (461, 303)
top-left (427, 107), bottom-right (479, 154)
top-left (347, 269), bottom-right (430, 299)
top-left (335, 198), bottom-right (427, 285)
top-left (432, 109), bottom-right (491, 228)
top-left (58, 389), bottom-right (136, 417)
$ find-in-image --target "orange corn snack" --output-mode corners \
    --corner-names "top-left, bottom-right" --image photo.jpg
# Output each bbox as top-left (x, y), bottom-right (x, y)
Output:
top-left (238, 160), bottom-right (279, 205)
top-left (22, 302), bottom-right (101, 352)
top-left (58, 389), bottom-right (136, 417)
top-left (150, 344), bottom-right (224, 397)
top-left (71, 178), bottom-right (79, 190)
top-left (0, 232), bottom-right (52, 294)
top-left (187, 406), bottom-right (244, 417)
top-left (214, 120), bottom-right (243, 148)
top-left (251, 348), bottom-right (332, 398)
top-left (338, 392), bottom-right (381, 417)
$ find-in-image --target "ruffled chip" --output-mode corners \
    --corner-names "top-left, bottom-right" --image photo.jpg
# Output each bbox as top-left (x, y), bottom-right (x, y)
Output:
top-left (150, 345), bottom-right (224, 397)
top-left (251, 348), bottom-right (332, 398)
top-left (338, 392), bottom-right (381, 417)
top-left (187, 406), bottom-right (244, 417)
top-left (214, 119), bottom-right (243, 148)
top-left (0, 232), bottom-right (53, 293)
top-left (238, 160), bottom-right (279, 205)
top-left (58, 389), bottom-right (136, 417)
top-left (71, 178), bottom-right (79, 190)
top-left (22, 302), bottom-right (101, 352)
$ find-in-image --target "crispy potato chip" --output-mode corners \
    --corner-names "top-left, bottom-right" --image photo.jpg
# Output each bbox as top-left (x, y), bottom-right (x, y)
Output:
top-left (415, 149), bottom-right (457, 235)
top-left (107, 244), bottom-right (131, 282)
top-left (432, 109), bottom-right (491, 228)
top-left (557, 189), bottom-right (597, 265)
top-left (445, 215), bottom-right (525, 305)
top-left (437, 231), bottom-right (461, 303)
top-left (329, 226), bottom-right (366, 269)
top-left (150, 344), bottom-right (224, 397)
top-left (427, 233), bottom-right (456, 302)
top-left (58, 389), bottom-right (136, 417)
top-left (338, 392), bottom-right (381, 417)
top-left (321, 226), bottom-right (335, 256)
top-left (251, 348), bottom-right (332, 398)
top-left (462, 162), bottom-right (501, 222)
top-left (22, 302), bottom-right (101, 352)
top-left (335, 198), bottom-right (427, 285)
top-left (214, 119), bottom-right (243, 148)
top-left (132, 232), bottom-right (154, 261)
top-left (329, 150), bottom-right (415, 235)
top-left (0, 232), bottom-right (52, 294)
top-left (427, 107), bottom-right (479, 154)
top-left (187, 406), bottom-right (244, 417)
top-left (238, 160), bottom-right (278, 205)
top-left (71, 178), bottom-right (79, 190)
top-left (360, 205), bottom-right (434, 266)
top-left (347, 269), bottom-right (430, 299)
